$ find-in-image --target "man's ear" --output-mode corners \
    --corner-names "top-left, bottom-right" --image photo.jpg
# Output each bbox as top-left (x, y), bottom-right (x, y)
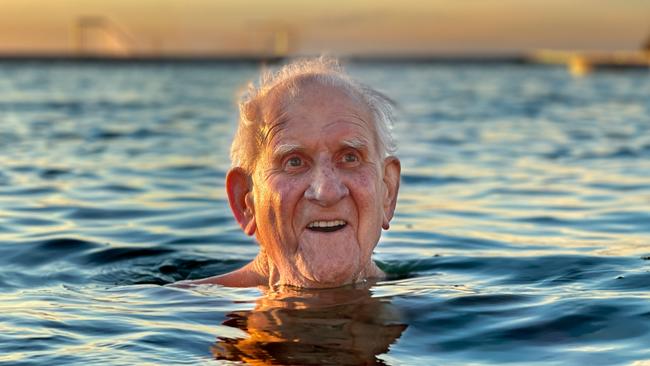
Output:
top-left (382, 156), bottom-right (401, 230)
top-left (226, 167), bottom-right (257, 236)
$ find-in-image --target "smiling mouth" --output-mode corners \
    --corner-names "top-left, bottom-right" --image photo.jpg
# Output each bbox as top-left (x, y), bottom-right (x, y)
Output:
top-left (307, 220), bottom-right (347, 233)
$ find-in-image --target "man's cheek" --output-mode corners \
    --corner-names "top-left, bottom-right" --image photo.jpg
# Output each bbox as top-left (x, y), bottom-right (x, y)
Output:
top-left (354, 177), bottom-right (380, 201)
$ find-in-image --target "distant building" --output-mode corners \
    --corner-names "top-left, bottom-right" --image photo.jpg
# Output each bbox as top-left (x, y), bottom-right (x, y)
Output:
top-left (642, 34), bottom-right (650, 52)
top-left (74, 16), bottom-right (133, 57)
top-left (529, 33), bottom-right (650, 76)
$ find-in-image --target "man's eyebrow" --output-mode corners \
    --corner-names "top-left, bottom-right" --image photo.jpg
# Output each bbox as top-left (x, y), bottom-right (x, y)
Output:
top-left (340, 137), bottom-right (370, 150)
top-left (272, 143), bottom-right (303, 158)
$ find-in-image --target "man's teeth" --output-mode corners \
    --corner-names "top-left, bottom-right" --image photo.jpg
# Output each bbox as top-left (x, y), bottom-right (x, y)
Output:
top-left (307, 220), bottom-right (346, 228)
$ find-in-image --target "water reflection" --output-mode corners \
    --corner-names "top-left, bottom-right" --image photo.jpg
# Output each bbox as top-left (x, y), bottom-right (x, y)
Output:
top-left (212, 282), bottom-right (407, 365)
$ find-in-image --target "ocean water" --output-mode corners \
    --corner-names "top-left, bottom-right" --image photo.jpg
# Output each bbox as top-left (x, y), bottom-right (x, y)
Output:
top-left (1, 60), bottom-right (649, 365)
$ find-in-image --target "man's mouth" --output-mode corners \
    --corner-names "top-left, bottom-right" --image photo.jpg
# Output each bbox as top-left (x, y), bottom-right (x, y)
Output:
top-left (306, 220), bottom-right (347, 233)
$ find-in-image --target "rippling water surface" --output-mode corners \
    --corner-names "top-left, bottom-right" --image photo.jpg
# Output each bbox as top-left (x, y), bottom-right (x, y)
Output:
top-left (1, 60), bottom-right (649, 365)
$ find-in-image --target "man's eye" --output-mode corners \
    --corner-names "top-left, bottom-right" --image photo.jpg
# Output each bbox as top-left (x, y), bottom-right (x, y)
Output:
top-left (287, 157), bottom-right (302, 167)
top-left (342, 153), bottom-right (359, 163)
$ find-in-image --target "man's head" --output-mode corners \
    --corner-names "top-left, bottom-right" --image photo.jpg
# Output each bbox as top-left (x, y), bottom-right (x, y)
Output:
top-left (226, 57), bottom-right (400, 288)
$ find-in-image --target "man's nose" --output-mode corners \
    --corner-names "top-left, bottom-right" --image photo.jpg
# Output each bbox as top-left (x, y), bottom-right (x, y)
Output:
top-left (305, 164), bottom-right (349, 206)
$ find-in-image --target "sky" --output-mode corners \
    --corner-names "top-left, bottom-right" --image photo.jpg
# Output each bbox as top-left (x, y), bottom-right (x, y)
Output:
top-left (1, 0), bottom-right (649, 56)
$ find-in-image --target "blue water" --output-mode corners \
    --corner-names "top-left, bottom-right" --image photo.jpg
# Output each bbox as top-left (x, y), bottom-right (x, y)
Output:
top-left (1, 60), bottom-right (650, 365)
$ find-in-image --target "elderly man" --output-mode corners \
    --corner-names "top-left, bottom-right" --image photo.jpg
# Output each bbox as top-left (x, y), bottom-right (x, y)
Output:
top-left (190, 57), bottom-right (400, 288)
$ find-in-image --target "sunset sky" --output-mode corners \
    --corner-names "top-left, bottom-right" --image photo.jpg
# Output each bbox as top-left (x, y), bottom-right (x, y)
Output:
top-left (1, 0), bottom-right (649, 56)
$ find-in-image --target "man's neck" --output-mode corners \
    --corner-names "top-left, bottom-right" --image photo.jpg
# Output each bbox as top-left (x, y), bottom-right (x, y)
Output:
top-left (250, 251), bottom-right (386, 289)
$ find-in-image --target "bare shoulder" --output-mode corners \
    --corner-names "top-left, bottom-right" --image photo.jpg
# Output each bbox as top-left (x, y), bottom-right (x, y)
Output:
top-left (170, 264), bottom-right (266, 288)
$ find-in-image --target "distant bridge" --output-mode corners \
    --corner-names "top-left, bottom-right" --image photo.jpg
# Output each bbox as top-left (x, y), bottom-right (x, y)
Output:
top-left (71, 16), bottom-right (297, 59)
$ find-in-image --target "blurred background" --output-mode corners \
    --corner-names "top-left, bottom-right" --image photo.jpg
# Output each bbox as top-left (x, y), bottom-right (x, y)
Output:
top-left (2, 0), bottom-right (649, 59)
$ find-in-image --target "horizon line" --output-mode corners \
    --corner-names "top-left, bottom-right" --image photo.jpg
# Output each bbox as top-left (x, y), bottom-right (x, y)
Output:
top-left (0, 52), bottom-right (533, 63)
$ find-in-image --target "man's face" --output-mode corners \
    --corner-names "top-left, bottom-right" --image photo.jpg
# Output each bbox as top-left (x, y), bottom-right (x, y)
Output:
top-left (249, 82), bottom-right (391, 287)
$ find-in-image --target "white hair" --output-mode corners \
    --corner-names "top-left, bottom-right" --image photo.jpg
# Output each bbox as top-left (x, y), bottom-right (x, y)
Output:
top-left (230, 56), bottom-right (397, 173)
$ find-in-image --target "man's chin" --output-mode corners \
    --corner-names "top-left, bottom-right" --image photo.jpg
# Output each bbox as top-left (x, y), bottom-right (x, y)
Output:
top-left (292, 229), bottom-right (363, 287)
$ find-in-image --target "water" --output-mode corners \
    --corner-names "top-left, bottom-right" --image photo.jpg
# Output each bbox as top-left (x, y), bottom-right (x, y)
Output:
top-left (1, 60), bottom-right (649, 365)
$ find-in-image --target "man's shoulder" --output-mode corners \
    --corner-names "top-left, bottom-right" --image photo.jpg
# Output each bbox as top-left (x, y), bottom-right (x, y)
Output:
top-left (170, 264), bottom-right (266, 288)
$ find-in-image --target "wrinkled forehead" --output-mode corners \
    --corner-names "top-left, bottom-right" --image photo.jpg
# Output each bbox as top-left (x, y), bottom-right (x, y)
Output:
top-left (258, 75), bottom-right (378, 145)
